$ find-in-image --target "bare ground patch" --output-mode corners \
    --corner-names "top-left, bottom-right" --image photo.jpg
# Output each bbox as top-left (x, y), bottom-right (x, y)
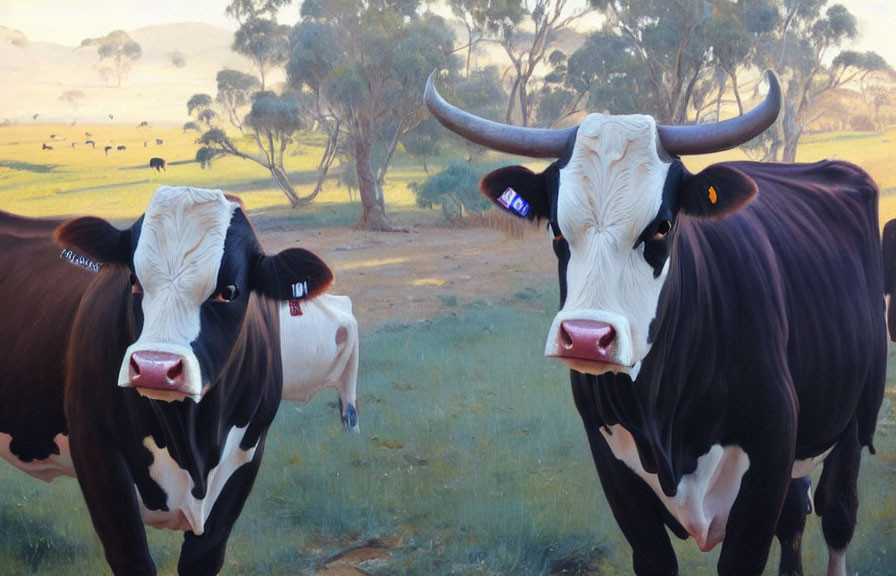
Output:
top-left (259, 222), bottom-right (558, 332)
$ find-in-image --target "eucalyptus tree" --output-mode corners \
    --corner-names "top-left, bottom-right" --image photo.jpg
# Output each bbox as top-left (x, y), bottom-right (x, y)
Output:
top-left (752, 1), bottom-right (891, 161)
top-left (216, 69), bottom-right (261, 132)
top-left (232, 17), bottom-right (290, 90)
top-left (196, 91), bottom-right (314, 207)
top-left (288, 0), bottom-right (459, 230)
top-left (80, 30), bottom-right (142, 88)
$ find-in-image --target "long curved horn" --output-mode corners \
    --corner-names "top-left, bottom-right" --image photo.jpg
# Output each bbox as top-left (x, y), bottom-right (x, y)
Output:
top-left (424, 72), bottom-right (577, 158)
top-left (658, 71), bottom-right (781, 156)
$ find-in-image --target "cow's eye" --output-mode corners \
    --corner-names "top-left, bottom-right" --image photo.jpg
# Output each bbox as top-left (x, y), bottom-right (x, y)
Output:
top-left (215, 284), bottom-right (239, 303)
top-left (130, 273), bottom-right (143, 295)
top-left (653, 219), bottom-right (672, 240)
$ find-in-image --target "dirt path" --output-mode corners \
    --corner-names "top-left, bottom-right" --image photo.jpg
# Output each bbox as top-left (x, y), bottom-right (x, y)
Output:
top-left (259, 222), bottom-right (558, 333)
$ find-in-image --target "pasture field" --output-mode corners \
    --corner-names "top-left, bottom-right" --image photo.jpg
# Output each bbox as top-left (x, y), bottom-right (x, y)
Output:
top-left (0, 123), bottom-right (895, 575)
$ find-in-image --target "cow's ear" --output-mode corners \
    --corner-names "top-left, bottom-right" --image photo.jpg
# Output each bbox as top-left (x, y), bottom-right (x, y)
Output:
top-left (54, 217), bottom-right (131, 265)
top-left (252, 248), bottom-right (333, 300)
top-left (479, 165), bottom-right (550, 220)
top-left (679, 164), bottom-right (758, 219)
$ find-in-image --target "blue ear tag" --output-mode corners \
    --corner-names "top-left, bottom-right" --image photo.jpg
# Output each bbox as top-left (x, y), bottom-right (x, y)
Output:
top-left (498, 187), bottom-right (531, 217)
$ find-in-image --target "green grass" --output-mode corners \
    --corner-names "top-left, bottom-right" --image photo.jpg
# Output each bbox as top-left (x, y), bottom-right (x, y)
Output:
top-left (0, 289), bottom-right (894, 575)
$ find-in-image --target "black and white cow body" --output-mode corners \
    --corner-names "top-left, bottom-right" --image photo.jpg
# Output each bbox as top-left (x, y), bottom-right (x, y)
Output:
top-left (0, 208), bottom-right (359, 486)
top-left (48, 186), bottom-right (333, 576)
top-left (426, 75), bottom-right (886, 576)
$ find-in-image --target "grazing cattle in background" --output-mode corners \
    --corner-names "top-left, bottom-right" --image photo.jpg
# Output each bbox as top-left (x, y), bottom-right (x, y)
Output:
top-left (0, 187), bottom-right (335, 575)
top-left (149, 157), bottom-right (166, 172)
top-left (85, 139), bottom-right (95, 148)
top-left (156, 138), bottom-right (164, 145)
top-left (117, 145), bottom-right (127, 151)
top-left (426, 72), bottom-right (886, 576)
top-left (41, 143), bottom-right (52, 150)
top-left (104, 145), bottom-right (112, 155)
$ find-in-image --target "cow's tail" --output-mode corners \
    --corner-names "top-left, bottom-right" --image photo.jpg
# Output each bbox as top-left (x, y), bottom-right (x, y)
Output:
top-left (882, 219), bottom-right (896, 341)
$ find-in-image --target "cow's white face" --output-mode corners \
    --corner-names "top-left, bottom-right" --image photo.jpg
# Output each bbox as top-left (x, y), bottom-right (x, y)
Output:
top-left (546, 114), bottom-right (672, 377)
top-left (117, 187), bottom-right (238, 400)
top-left (55, 186), bottom-right (335, 403)
top-left (478, 114), bottom-right (759, 381)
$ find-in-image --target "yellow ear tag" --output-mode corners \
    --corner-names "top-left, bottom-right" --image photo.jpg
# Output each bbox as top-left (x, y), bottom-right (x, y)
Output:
top-left (708, 185), bottom-right (718, 204)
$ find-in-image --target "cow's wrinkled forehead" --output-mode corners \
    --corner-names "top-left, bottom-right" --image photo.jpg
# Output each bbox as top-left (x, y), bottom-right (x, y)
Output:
top-left (135, 186), bottom-right (238, 301)
top-left (558, 113), bottom-right (669, 239)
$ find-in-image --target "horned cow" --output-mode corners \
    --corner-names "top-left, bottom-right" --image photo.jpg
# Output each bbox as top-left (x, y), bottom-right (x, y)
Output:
top-left (426, 72), bottom-right (886, 576)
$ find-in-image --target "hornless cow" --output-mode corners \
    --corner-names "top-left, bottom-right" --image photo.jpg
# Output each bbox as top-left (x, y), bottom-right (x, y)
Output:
top-left (279, 294), bottom-right (360, 432)
top-left (0, 207), bottom-right (360, 476)
top-left (426, 72), bottom-right (886, 576)
top-left (0, 187), bottom-right (336, 575)
top-left (149, 157), bottom-right (166, 171)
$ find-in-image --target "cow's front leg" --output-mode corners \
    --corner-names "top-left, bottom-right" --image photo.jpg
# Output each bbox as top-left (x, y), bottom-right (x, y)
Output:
top-left (717, 389), bottom-right (796, 576)
top-left (69, 428), bottom-right (156, 576)
top-left (177, 443), bottom-right (266, 576)
top-left (775, 476), bottom-right (811, 576)
top-left (572, 374), bottom-right (679, 576)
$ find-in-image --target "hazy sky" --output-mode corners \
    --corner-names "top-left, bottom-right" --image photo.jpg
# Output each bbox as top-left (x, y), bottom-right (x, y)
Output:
top-left (2, 0), bottom-right (895, 65)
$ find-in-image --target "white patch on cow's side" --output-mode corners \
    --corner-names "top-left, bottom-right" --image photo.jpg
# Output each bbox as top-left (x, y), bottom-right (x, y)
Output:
top-left (279, 294), bottom-right (359, 412)
top-left (0, 433), bottom-right (74, 482)
top-left (138, 425), bottom-right (257, 535)
top-left (600, 424), bottom-right (750, 552)
top-left (117, 186), bottom-right (238, 400)
top-left (792, 444), bottom-right (835, 478)
top-left (550, 114), bottom-right (671, 370)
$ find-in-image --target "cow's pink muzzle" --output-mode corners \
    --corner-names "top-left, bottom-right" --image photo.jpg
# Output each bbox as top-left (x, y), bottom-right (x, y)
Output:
top-left (554, 320), bottom-right (617, 364)
top-left (126, 350), bottom-right (187, 393)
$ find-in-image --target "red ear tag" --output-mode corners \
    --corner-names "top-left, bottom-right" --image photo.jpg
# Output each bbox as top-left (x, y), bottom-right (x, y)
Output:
top-left (289, 299), bottom-right (303, 316)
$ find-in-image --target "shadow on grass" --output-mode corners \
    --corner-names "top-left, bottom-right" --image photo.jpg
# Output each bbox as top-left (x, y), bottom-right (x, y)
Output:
top-left (0, 505), bottom-right (87, 573)
top-left (0, 159), bottom-right (56, 173)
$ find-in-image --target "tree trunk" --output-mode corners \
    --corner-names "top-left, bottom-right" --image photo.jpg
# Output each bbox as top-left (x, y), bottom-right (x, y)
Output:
top-left (728, 70), bottom-right (744, 116)
top-left (270, 166), bottom-right (301, 207)
top-left (354, 137), bottom-right (391, 230)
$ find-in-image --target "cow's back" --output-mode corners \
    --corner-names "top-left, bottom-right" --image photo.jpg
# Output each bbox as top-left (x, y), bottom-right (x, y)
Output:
top-left (0, 212), bottom-right (94, 469)
top-left (681, 160), bottom-right (885, 457)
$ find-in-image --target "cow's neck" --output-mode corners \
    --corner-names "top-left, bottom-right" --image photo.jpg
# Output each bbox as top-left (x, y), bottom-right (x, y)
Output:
top-left (132, 295), bottom-right (282, 500)
top-left (588, 217), bottom-right (728, 496)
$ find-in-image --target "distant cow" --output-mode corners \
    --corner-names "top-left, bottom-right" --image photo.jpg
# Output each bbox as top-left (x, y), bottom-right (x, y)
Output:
top-left (41, 143), bottom-right (52, 150)
top-left (149, 157), bottom-right (166, 171)
top-left (85, 140), bottom-right (95, 148)
top-left (0, 188), bottom-right (336, 574)
top-left (116, 145), bottom-right (126, 151)
top-left (104, 146), bottom-right (112, 155)
top-left (426, 72), bottom-right (886, 576)
top-left (156, 138), bottom-right (164, 145)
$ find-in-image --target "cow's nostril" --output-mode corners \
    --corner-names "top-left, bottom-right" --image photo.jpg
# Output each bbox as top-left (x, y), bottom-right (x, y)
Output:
top-left (167, 360), bottom-right (183, 383)
top-left (559, 325), bottom-right (574, 350)
top-left (597, 326), bottom-right (616, 350)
